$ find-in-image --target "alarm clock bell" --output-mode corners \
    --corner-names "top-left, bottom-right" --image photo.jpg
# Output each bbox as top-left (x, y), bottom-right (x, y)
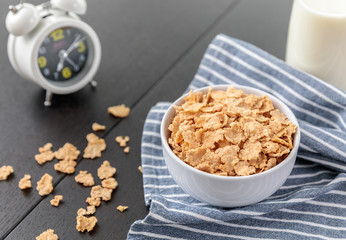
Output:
top-left (6, 0), bottom-right (101, 106)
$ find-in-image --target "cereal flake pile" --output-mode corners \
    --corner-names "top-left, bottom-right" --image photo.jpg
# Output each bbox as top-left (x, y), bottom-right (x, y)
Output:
top-left (75, 160), bottom-right (118, 232)
top-left (0, 103), bottom-right (135, 239)
top-left (168, 87), bottom-right (297, 176)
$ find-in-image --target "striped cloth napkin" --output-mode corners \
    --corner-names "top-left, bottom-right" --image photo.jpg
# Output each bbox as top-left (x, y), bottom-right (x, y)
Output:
top-left (128, 34), bottom-right (346, 239)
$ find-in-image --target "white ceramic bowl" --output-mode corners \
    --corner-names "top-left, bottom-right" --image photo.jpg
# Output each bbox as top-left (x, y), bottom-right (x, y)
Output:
top-left (160, 85), bottom-right (301, 208)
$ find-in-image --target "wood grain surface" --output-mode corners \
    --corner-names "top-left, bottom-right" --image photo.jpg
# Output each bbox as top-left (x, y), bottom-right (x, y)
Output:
top-left (0, 0), bottom-right (292, 239)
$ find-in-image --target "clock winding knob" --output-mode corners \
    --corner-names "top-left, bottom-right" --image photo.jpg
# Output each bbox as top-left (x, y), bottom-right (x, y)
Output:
top-left (51, 0), bottom-right (87, 15)
top-left (6, 3), bottom-right (40, 36)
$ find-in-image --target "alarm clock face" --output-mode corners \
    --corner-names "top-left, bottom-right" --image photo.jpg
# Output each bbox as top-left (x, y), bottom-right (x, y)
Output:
top-left (37, 27), bottom-right (90, 83)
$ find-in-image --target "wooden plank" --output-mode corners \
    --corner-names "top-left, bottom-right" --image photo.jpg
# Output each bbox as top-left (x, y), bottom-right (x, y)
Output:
top-left (0, 0), bottom-right (234, 239)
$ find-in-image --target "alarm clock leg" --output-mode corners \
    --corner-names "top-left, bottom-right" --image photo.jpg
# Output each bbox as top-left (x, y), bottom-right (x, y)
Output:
top-left (90, 79), bottom-right (97, 88)
top-left (44, 91), bottom-right (53, 107)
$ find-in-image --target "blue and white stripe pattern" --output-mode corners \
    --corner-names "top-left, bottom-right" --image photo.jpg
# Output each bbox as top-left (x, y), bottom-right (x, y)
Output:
top-left (128, 34), bottom-right (346, 239)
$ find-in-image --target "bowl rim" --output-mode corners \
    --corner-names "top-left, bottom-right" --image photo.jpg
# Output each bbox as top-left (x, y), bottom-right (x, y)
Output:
top-left (160, 84), bottom-right (301, 181)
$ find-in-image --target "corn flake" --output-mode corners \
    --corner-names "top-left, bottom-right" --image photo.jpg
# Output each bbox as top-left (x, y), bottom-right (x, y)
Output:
top-left (35, 143), bottom-right (55, 165)
top-left (124, 146), bottom-right (130, 153)
top-left (50, 195), bottom-right (63, 207)
top-left (76, 215), bottom-right (97, 232)
top-left (54, 160), bottom-right (77, 174)
top-left (55, 143), bottom-right (80, 161)
top-left (90, 185), bottom-right (113, 201)
top-left (234, 160), bottom-right (256, 176)
top-left (0, 165), bottom-right (14, 181)
top-left (87, 205), bottom-right (96, 214)
top-left (75, 171), bottom-right (95, 187)
top-left (97, 160), bottom-right (116, 180)
top-left (115, 136), bottom-right (130, 147)
top-left (86, 197), bottom-right (101, 207)
top-left (35, 151), bottom-right (55, 165)
top-left (101, 177), bottom-right (118, 190)
top-left (77, 208), bottom-right (87, 216)
top-left (108, 104), bottom-right (130, 118)
top-left (18, 174), bottom-right (32, 189)
top-left (116, 205), bottom-right (128, 212)
top-left (36, 229), bottom-right (58, 240)
top-left (39, 143), bottom-right (53, 153)
top-left (36, 173), bottom-right (53, 196)
top-left (83, 133), bottom-right (106, 159)
top-left (138, 166), bottom-right (143, 173)
top-left (77, 206), bottom-right (96, 216)
top-left (92, 122), bottom-right (106, 131)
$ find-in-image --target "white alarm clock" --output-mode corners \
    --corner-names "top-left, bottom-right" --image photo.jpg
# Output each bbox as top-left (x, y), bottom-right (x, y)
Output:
top-left (6, 0), bottom-right (101, 106)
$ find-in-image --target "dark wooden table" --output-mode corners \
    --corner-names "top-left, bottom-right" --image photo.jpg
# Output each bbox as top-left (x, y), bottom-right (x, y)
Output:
top-left (0, 0), bottom-right (292, 239)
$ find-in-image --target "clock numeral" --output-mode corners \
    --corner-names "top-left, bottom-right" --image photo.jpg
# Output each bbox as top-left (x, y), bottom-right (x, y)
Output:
top-left (77, 42), bottom-right (86, 53)
top-left (39, 47), bottom-right (46, 55)
top-left (50, 28), bottom-right (64, 42)
top-left (73, 65), bottom-right (80, 72)
top-left (44, 37), bottom-right (50, 44)
top-left (54, 72), bottom-right (59, 80)
top-left (38, 56), bottom-right (47, 68)
top-left (79, 54), bottom-right (85, 62)
top-left (43, 68), bottom-right (50, 76)
top-left (62, 67), bottom-right (72, 79)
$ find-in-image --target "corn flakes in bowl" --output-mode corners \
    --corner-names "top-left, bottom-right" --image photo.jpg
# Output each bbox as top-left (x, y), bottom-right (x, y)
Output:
top-left (160, 85), bottom-right (300, 207)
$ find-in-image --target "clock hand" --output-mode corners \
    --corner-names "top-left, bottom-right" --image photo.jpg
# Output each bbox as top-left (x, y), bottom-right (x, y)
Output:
top-left (65, 56), bottom-right (79, 70)
top-left (68, 36), bottom-right (86, 54)
top-left (56, 61), bottom-right (64, 72)
top-left (65, 34), bottom-right (81, 54)
top-left (65, 35), bottom-right (86, 55)
top-left (56, 50), bottom-right (66, 72)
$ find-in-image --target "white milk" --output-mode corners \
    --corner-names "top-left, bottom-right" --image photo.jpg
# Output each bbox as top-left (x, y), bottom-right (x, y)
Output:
top-left (286, 0), bottom-right (346, 91)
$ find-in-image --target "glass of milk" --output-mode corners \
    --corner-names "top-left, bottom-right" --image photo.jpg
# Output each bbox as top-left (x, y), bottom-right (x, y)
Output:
top-left (286, 0), bottom-right (346, 91)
